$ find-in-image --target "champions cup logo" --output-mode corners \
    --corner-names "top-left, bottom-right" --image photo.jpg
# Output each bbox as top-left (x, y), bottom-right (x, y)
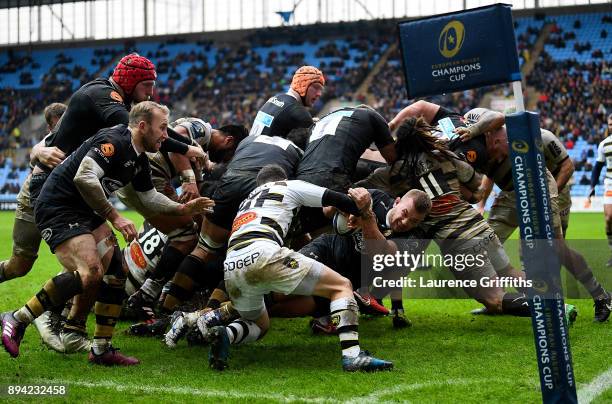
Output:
top-left (511, 140), bottom-right (530, 153)
top-left (438, 20), bottom-right (465, 58)
top-left (532, 279), bottom-right (548, 293)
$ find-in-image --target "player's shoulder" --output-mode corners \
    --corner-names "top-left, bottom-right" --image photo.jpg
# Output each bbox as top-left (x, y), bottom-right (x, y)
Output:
top-left (81, 78), bottom-right (126, 105)
top-left (600, 135), bottom-right (612, 147)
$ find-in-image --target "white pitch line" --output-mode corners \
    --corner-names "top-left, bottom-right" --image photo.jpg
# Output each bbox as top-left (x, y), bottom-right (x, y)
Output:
top-left (578, 367), bottom-right (612, 404)
top-left (342, 378), bottom-right (482, 404)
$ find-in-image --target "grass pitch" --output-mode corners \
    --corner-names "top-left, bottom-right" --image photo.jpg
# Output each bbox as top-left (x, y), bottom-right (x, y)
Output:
top-left (0, 211), bottom-right (610, 403)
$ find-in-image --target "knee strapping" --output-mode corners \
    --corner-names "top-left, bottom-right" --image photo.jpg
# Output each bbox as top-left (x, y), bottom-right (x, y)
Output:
top-left (197, 232), bottom-right (225, 254)
top-left (96, 233), bottom-right (118, 258)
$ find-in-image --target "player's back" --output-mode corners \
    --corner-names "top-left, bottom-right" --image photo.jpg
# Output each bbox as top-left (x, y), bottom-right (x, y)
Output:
top-left (43, 78), bottom-right (128, 165)
top-left (228, 180), bottom-right (324, 251)
top-left (227, 135), bottom-right (303, 178)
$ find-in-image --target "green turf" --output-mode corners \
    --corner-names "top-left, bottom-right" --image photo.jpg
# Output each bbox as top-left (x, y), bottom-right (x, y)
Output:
top-left (0, 211), bottom-right (610, 403)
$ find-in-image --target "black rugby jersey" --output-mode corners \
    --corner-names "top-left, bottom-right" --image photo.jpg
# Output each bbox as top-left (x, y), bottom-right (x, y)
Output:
top-left (40, 78), bottom-right (188, 172)
top-left (297, 107), bottom-right (393, 178)
top-left (226, 134), bottom-right (303, 178)
top-left (38, 124), bottom-right (154, 213)
top-left (249, 93), bottom-right (313, 138)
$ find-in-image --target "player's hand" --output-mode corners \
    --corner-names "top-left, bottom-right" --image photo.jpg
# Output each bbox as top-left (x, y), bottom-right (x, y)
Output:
top-left (37, 146), bottom-right (65, 168)
top-left (454, 127), bottom-right (474, 142)
top-left (180, 197), bottom-right (215, 216)
top-left (110, 215), bottom-right (137, 242)
top-left (179, 182), bottom-right (200, 203)
top-left (584, 198), bottom-right (592, 209)
top-left (348, 187), bottom-right (372, 211)
top-left (185, 144), bottom-right (205, 159)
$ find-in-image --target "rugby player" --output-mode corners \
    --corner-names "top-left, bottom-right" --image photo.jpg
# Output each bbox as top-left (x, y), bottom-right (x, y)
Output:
top-left (300, 189), bottom-right (430, 328)
top-left (249, 66), bottom-right (324, 137)
top-left (202, 165), bottom-right (393, 371)
top-left (119, 117), bottom-right (247, 318)
top-left (0, 102), bottom-right (215, 365)
top-left (0, 103), bottom-right (66, 284)
top-left (132, 130), bottom-right (308, 336)
top-left (296, 105), bottom-right (396, 192)
top-left (358, 117), bottom-right (533, 317)
top-left (456, 107), bottom-right (610, 322)
top-left (23, 54), bottom-right (206, 350)
top-left (589, 113), bottom-right (612, 268)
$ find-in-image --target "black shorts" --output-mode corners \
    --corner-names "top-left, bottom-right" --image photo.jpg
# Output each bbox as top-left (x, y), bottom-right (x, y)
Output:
top-left (206, 171), bottom-right (258, 231)
top-left (29, 171), bottom-right (50, 210)
top-left (35, 201), bottom-right (105, 253)
top-left (299, 234), bottom-right (362, 286)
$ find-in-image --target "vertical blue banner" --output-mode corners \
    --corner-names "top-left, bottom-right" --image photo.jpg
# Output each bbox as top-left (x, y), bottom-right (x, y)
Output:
top-left (397, 3), bottom-right (578, 403)
top-left (506, 112), bottom-right (577, 404)
top-left (398, 3), bottom-right (520, 98)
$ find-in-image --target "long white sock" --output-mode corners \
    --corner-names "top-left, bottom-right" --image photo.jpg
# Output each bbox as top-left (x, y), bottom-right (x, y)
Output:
top-left (226, 319), bottom-right (261, 345)
top-left (330, 297), bottom-right (360, 358)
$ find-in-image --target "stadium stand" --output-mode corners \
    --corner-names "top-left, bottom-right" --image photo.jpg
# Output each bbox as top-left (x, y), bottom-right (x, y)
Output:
top-left (0, 10), bottom-right (610, 199)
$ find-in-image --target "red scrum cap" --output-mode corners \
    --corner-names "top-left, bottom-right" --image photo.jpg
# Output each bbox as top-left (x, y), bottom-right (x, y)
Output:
top-left (112, 53), bottom-right (157, 95)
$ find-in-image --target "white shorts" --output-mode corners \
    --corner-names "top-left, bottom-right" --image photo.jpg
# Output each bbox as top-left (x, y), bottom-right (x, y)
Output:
top-left (224, 240), bottom-right (323, 320)
top-left (604, 182), bottom-right (612, 205)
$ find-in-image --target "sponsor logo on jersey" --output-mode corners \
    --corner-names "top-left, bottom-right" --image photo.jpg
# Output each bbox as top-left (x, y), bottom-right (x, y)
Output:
top-left (110, 91), bottom-right (124, 103)
top-left (466, 150), bottom-right (477, 163)
top-left (283, 257), bottom-right (299, 269)
top-left (231, 212), bottom-right (257, 233)
top-left (269, 97), bottom-right (285, 108)
top-left (101, 143), bottom-right (115, 157)
top-left (438, 20), bottom-right (465, 58)
top-left (130, 242), bottom-right (147, 269)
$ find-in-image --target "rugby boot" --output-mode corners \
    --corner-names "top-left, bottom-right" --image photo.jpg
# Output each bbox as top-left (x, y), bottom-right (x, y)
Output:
top-left (88, 346), bottom-right (140, 366)
top-left (390, 309), bottom-right (412, 329)
top-left (342, 350), bottom-right (393, 372)
top-left (309, 316), bottom-right (338, 335)
top-left (353, 291), bottom-right (389, 316)
top-left (1, 311), bottom-right (27, 358)
top-left (126, 289), bottom-right (157, 321)
top-left (127, 314), bottom-right (170, 337)
top-left (208, 326), bottom-right (231, 371)
top-left (593, 293), bottom-right (611, 322)
top-left (33, 311), bottom-right (65, 352)
top-left (164, 311), bottom-right (191, 348)
top-left (60, 330), bottom-right (91, 353)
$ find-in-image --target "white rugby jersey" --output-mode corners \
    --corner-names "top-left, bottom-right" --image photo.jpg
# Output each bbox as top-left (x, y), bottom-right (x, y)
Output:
top-left (227, 180), bottom-right (327, 251)
top-left (596, 134), bottom-right (612, 184)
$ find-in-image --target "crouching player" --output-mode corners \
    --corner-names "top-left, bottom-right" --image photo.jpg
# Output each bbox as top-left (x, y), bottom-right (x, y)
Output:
top-left (200, 165), bottom-right (393, 372)
top-left (1, 102), bottom-right (214, 365)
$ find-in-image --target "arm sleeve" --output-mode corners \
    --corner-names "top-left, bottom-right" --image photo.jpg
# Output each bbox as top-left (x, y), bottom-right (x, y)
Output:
top-left (321, 189), bottom-right (361, 216)
top-left (136, 189), bottom-right (183, 215)
top-left (73, 156), bottom-right (115, 218)
top-left (370, 111), bottom-right (394, 149)
top-left (167, 127), bottom-right (194, 145)
top-left (92, 91), bottom-right (129, 124)
top-left (160, 137), bottom-right (190, 154)
top-left (591, 161), bottom-right (605, 188)
top-left (597, 142), bottom-right (606, 163)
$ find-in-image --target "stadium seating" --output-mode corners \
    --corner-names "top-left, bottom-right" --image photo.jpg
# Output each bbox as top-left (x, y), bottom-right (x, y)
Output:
top-left (0, 11), bottom-right (610, 198)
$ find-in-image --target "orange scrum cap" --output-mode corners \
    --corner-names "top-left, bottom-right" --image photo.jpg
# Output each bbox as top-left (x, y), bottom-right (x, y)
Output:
top-left (290, 66), bottom-right (325, 97)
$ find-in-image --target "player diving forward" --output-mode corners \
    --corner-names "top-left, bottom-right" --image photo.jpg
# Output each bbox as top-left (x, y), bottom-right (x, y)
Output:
top-left (200, 165), bottom-right (393, 372)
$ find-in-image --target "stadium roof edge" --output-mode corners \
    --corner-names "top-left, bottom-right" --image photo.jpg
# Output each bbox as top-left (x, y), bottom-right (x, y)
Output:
top-left (0, 0), bottom-right (82, 9)
top-left (0, 2), bottom-right (609, 52)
